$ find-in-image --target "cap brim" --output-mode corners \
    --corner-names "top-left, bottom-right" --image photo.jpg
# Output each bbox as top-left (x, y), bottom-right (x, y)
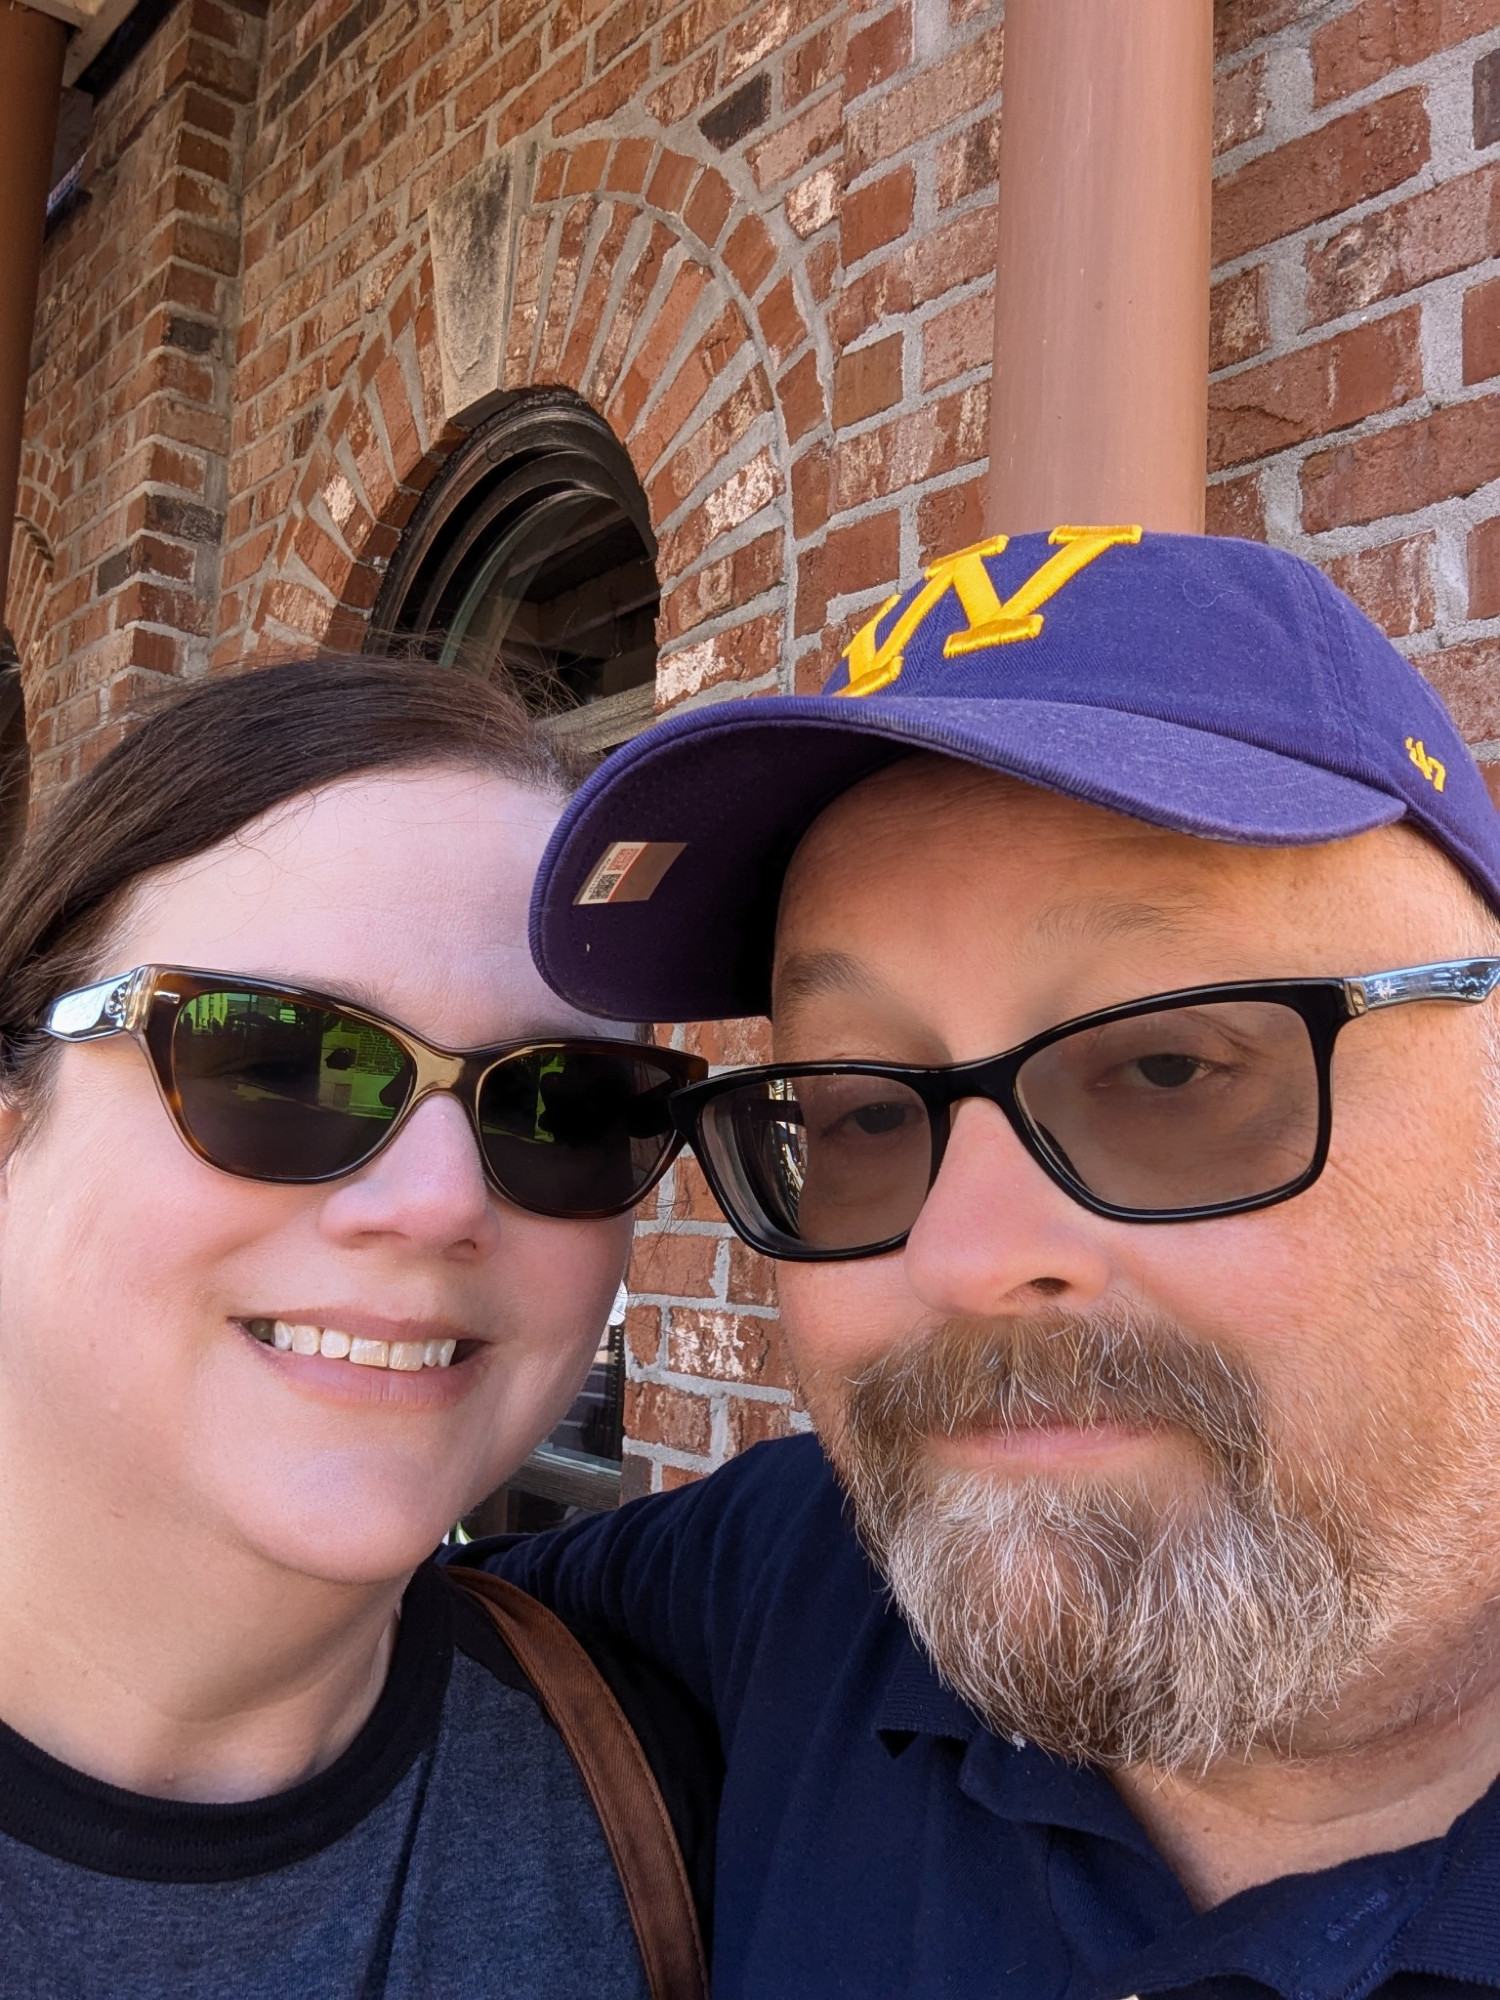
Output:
top-left (531, 695), bottom-right (1406, 1021)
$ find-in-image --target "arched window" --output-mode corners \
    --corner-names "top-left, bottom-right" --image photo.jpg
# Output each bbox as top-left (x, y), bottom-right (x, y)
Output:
top-left (377, 394), bottom-right (658, 1528)
top-left (373, 390), bottom-right (659, 756)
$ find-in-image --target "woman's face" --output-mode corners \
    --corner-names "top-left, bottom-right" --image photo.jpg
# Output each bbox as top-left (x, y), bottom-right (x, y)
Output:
top-left (0, 766), bottom-right (634, 1584)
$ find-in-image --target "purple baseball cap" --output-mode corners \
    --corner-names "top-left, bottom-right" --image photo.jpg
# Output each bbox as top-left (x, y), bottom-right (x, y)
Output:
top-left (529, 528), bottom-right (1500, 1022)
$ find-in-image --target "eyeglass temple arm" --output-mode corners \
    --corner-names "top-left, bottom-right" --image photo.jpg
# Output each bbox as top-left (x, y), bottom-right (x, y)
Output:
top-left (42, 969), bottom-right (145, 1042)
top-left (1344, 957), bottom-right (1500, 1015)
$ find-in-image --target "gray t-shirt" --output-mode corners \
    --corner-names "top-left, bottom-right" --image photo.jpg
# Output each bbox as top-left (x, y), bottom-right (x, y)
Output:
top-left (0, 1565), bottom-right (654, 1998)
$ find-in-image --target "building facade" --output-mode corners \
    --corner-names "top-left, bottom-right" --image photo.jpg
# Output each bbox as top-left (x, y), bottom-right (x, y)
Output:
top-left (11, 0), bottom-right (1500, 1500)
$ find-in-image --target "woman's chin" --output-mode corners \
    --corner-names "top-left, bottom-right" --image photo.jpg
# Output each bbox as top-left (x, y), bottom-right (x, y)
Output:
top-left (223, 1486), bottom-right (483, 1586)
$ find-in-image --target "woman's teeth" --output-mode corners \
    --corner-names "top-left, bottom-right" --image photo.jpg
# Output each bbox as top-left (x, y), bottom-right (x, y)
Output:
top-left (245, 1320), bottom-right (457, 1371)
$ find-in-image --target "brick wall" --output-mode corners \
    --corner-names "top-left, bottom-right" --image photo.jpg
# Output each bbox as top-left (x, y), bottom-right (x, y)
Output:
top-left (17, 0), bottom-right (264, 797)
top-left (1208, 0), bottom-right (1500, 765)
top-left (10, 0), bottom-right (1500, 1492)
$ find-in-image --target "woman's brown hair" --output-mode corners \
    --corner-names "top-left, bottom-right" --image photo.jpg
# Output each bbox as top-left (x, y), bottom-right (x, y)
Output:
top-left (0, 656), bottom-right (579, 1106)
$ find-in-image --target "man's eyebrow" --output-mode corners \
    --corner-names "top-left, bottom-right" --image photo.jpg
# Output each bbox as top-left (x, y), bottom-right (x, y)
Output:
top-left (772, 949), bottom-right (880, 1016)
top-left (1029, 895), bottom-right (1207, 948)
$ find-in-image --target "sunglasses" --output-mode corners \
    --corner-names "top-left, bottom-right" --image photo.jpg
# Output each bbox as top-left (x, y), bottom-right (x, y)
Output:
top-left (42, 966), bottom-right (706, 1220)
top-left (670, 958), bottom-right (1500, 1261)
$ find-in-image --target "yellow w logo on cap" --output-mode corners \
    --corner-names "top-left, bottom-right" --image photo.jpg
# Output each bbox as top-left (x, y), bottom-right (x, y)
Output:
top-left (838, 525), bottom-right (1142, 700)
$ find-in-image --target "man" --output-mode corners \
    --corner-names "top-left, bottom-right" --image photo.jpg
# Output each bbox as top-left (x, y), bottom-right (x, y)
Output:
top-left (467, 530), bottom-right (1500, 1997)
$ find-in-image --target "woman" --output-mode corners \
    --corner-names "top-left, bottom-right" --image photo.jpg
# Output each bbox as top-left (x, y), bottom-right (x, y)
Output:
top-left (0, 659), bottom-right (709, 1997)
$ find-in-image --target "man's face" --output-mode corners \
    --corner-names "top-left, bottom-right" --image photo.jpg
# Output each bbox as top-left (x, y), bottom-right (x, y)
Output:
top-left (772, 756), bottom-right (1500, 1770)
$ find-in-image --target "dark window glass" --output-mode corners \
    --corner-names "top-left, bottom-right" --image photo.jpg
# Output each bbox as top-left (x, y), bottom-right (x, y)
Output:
top-left (374, 392), bottom-right (659, 756)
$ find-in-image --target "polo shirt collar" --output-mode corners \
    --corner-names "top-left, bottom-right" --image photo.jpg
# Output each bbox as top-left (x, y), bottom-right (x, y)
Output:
top-left (872, 1625), bottom-right (1158, 1859)
top-left (872, 1621), bottom-right (1500, 1996)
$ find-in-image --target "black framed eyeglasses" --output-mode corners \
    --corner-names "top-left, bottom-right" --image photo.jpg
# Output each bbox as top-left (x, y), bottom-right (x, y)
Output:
top-left (670, 958), bottom-right (1500, 1261)
top-left (42, 966), bottom-right (705, 1220)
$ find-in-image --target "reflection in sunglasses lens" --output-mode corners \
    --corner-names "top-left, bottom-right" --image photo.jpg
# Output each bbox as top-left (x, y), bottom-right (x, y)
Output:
top-left (478, 1048), bottom-right (680, 1216)
top-left (171, 990), bottom-right (412, 1180)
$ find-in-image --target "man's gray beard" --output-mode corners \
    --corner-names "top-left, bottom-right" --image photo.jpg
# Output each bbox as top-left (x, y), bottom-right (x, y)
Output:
top-left (828, 1309), bottom-right (1392, 1773)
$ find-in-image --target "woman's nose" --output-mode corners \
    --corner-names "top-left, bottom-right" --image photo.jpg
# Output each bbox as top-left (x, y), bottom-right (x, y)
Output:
top-left (317, 1093), bottom-right (501, 1257)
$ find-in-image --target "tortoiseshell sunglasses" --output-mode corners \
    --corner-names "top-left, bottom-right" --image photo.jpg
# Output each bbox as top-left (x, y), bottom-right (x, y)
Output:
top-left (44, 965), bottom-right (705, 1219)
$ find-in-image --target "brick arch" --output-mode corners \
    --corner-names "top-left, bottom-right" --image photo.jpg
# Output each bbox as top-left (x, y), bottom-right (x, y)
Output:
top-left (227, 256), bottom-right (464, 662)
top-left (5, 516), bottom-right (55, 686)
top-left (233, 140), bottom-right (831, 710)
top-left (507, 139), bottom-right (832, 708)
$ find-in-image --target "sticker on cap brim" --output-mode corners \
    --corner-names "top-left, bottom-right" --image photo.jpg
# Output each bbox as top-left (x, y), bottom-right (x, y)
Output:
top-left (575, 840), bottom-right (687, 906)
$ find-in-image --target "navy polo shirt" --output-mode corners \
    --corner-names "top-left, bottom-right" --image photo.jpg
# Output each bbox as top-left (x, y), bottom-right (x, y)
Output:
top-left (457, 1435), bottom-right (1500, 2000)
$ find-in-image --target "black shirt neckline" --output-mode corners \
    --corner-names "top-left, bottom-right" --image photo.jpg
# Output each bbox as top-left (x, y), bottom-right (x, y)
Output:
top-left (0, 1561), bottom-right (453, 1883)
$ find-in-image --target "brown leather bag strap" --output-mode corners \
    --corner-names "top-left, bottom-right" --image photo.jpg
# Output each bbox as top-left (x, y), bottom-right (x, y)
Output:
top-left (445, 1567), bottom-right (708, 2000)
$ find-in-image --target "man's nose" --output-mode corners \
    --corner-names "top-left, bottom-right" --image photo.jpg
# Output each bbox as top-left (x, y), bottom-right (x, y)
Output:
top-left (901, 1095), bottom-right (1114, 1316)
top-left (317, 1093), bottom-right (501, 1257)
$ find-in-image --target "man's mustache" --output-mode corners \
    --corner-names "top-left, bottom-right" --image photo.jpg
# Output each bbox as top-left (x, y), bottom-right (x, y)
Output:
top-left (841, 1309), bottom-right (1270, 1489)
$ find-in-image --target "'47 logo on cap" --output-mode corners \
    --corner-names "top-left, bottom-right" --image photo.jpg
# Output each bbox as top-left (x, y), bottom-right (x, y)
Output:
top-left (839, 524), bottom-right (1142, 700)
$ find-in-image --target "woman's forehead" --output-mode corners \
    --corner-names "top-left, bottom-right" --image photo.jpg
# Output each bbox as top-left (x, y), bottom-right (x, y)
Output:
top-left (95, 768), bottom-right (591, 1041)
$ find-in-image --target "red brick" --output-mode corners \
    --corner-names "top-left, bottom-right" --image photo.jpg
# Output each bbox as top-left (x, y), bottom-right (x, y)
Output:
top-left (1207, 307), bottom-right (1422, 470)
top-left (1215, 54), bottom-right (1268, 155)
top-left (724, 1397), bottom-right (795, 1454)
top-left (649, 369), bottom-right (771, 518)
top-left (778, 349), bottom-right (826, 443)
top-left (1212, 90), bottom-right (1430, 264)
top-left (563, 137), bottom-right (610, 194)
top-left (786, 21), bottom-right (841, 106)
top-left (842, 163), bottom-right (914, 264)
top-left (1312, 0), bottom-right (1500, 108)
top-left (1464, 273), bottom-right (1500, 384)
top-left (684, 1012), bottom-right (771, 1063)
top-left (1210, 265), bottom-right (1270, 370)
top-left (646, 148), bottom-right (695, 211)
top-left (535, 149), bottom-right (567, 202)
top-left (553, 43), bottom-right (653, 135)
top-left (659, 1462), bottom-right (708, 1491)
top-left (1306, 164), bottom-right (1500, 327)
top-left (624, 1303), bottom-right (662, 1371)
top-left (1205, 470), bottom-right (1268, 540)
top-left (723, 212), bottom-right (777, 293)
top-left (847, 30), bottom-right (1001, 176)
top-left (606, 135), bottom-right (654, 193)
top-left (846, 3), bottom-right (912, 100)
top-left (1421, 637), bottom-right (1500, 741)
top-left (645, 47), bottom-right (717, 125)
top-left (684, 163), bottom-right (734, 245)
top-left (797, 505), bottom-right (900, 632)
top-left (832, 382), bottom-right (989, 508)
top-left (727, 1241), bottom-right (778, 1309)
top-left (1326, 532), bottom-right (1436, 637)
top-left (760, 273), bottom-right (809, 364)
top-left (630, 1228), bottom-right (719, 1298)
top-left (748, 92), bottom-right (841, 191)
top-left (921, 288), bottom-right (991, 389)
top-left (1470, 515), bottom-right (1500, 619)
top-left (935, 116), bottom-right (999, 209)
top-left (624, 1379), bottom-right (713, 1454)
top-left (661, 529), bottom-right (783, 637)
top-left (667, 1307), bottom-right (796, 1388)
top-left (833, 332), bottom-right (904, 425)
top-left (1302, 394), bottom-right (1500, 530)
top-left (1216, 0), bottom-right (1322, 60)
top-left (918, 474), bottom-right (987, 562)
